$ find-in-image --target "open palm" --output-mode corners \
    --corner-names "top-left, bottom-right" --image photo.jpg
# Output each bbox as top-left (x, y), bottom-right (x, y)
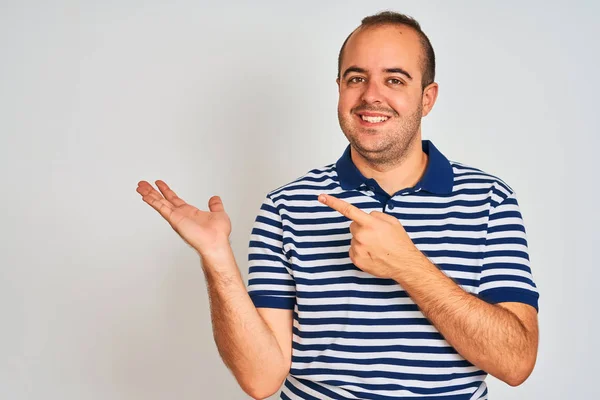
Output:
top-left (136, 180), bottom-right (231, 255)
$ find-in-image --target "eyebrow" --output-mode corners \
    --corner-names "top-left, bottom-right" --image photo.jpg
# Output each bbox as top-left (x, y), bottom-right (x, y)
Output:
top-left (342, 66), bottom-right (413, 81)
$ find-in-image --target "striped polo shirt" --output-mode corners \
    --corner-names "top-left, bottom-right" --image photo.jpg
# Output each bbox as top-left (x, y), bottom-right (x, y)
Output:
top-left (246, 140), bottom-right (539, 400)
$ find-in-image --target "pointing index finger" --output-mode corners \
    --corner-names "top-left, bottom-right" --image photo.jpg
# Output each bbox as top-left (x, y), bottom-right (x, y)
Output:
top-left (318, 193), bottom-right (371, 225)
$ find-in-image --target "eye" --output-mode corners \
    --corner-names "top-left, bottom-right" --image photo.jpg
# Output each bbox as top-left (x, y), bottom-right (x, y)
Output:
top-left (348, 76), bottom-right (365, 84)
top-left (387, 78), bottom-right (404, 85)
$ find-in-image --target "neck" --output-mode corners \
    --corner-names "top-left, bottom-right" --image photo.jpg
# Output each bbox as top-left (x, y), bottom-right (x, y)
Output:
top-left (351, 136), bottom-right (428, 196)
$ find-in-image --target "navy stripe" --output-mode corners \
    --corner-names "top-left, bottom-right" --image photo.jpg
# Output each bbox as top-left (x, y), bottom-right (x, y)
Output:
top-left (250, 227), bottom-right (282, 242)
top-left (248, 266), bottom-right (290, 275)
top-left (295, 276), bottom-right (398, 286)
top-left (292, 355), bottom-right (472, 368)
top-left (292, 327), bottom-right (444, 340)
top-left (283, 379), bottom-right (321, 400)
top-left (290, 367), bottom-right (484, 382)
top-left (296, 317), bottom-right (431, 326)
top-left (296, 303), bottom-right (420, 313)
top-left (480, 274), bottom-right (535, 286)
top-left (481, 262), bottom-right (532, 273)
top-left (296, 290), bottom-right (410, 299)
top-left (292, 342), bottom-right (459, 355)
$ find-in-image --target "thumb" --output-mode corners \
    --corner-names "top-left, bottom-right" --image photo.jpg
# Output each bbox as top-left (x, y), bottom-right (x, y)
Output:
top-left (208, 196), bottom-right (225, 212)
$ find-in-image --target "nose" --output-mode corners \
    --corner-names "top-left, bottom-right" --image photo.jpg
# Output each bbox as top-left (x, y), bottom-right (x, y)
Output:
top-left (361, 79), bottom-right (384, 104)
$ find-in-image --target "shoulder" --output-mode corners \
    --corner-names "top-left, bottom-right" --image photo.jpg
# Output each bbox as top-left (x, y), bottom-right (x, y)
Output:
top-left (449, 159), bottom-right (517, 207)
top-left (266, 163), bottom-right (338, 204)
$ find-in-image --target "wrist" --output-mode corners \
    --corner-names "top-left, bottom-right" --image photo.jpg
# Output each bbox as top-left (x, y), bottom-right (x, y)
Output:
top-left (199, 234), bottom-right (230, 254)
top-left (199, 241), bottom-right (234, 265)
top-left (200, 248), bottom-right (240, 282)
top-left (391, 248), bottom-right (431, 284)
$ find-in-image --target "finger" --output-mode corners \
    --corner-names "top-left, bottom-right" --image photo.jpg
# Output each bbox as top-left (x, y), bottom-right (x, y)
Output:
top-left (318, 193), bottom-right (371, 225)
top-left (155, 180), bottom-right (187, 207)
top-left (208, 196), bottom-right (225, 212)
top-left (142, 191), bottom-right (176, 221)
top-left (370, 210), bottom-right (400, 224)
top-left (349, 222), bottom-right (365, 245)
top-left (349, 244), bottom-right (359, 265)
top-left (136, 181), bottom-right (167, 202)
top-left (137, 181), bottom-right (175, 219)
top-left (349, 221), bottom-right (359, 237)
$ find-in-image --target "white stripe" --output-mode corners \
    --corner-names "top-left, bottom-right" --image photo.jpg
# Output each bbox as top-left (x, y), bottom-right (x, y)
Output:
top-left (483, 256), bottom-right (530, 266)
top-left (401, 216), bottom-right (489, 227)
top-left (294, 348), bottom-right (466, 362)
top-left (290, 374), bottom-right (485, 389)
top-left (427, 256), bottom-right (481, 266)
top-left (479, 280), bottom-right (537, 292)
top-left (470, 381), bottom-right (488, 399)
top-left (297, 297), bottom-right (415, 306)
top-left (488, 217), bottom-right (525, 228)
top-left (295, 310), bottom-right (427, 319)
top-left (486, 229), bottom-right (526, 240)
top-left (296, 283), bottom-right (403, 293)
top-left (295, 324), bottom-right (437, 333)
top-left (249, 284), bottom-right (294, 292)
top-left (248, 259), bottom-right (290, 269)
top-left (484, 243), bottom-right (528, 253)
top-left (480, 268), bottom-right (533, 279)
top-left (397, 192), bottom-right (491, 204)
top-left (280, 383), bottom-right (304, 400)
top-left (294, 336), bottom-right (451, 348)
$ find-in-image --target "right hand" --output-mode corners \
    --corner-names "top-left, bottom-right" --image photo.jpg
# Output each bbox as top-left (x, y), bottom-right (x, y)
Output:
top-left (136, 180), bottom-right (231, 258)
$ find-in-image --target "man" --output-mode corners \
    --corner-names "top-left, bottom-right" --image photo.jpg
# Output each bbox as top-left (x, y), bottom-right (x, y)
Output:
top-left (136, 11), bottom-right (539, 400)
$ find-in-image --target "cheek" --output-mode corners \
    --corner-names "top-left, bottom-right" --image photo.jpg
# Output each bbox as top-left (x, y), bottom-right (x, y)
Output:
top-left (338, 89), bottom-right (360, 113)
top-left (388, 96), bottom-right (417, 116)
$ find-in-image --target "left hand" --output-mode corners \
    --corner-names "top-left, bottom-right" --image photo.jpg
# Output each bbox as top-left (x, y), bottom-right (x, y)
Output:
top-left (318, 193), bottom-right (424, 279)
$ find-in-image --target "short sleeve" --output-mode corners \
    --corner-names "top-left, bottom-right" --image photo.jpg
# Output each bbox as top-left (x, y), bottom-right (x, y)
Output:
top-left (477, 192), bottom-right (540, 312)
top-left (246, 194), bottom-right (296, 310)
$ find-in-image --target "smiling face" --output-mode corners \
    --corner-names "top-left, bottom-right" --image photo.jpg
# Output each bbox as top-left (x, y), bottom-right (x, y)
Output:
top-left (337, 24), bottom-right (437, 166)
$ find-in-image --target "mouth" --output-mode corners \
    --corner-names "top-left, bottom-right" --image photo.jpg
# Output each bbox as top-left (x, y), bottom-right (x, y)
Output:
top-left (355, 112), bottom-right (391, 126)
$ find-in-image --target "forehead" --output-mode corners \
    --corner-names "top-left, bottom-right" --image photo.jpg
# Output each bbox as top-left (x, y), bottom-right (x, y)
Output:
top-left (342, 24), bottom-right (423, 76)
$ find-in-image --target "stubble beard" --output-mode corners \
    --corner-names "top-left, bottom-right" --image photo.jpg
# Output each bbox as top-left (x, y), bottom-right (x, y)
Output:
top-left (338, 102), bottom-right (423, 168)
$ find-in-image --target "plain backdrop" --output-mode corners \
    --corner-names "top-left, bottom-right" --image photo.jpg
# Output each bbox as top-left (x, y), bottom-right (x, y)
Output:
top-left (1, 0), bottom-right (598, 398)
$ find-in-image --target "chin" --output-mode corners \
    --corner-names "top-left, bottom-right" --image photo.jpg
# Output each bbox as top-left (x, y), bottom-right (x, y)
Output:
top-left (349, 129), bottom-right (387, 146)
top-left (349, 137), bottom-right (391, 155)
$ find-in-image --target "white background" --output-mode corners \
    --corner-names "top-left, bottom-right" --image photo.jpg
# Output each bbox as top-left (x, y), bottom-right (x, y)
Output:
top-left (1, 0), bottom-right (598, 398)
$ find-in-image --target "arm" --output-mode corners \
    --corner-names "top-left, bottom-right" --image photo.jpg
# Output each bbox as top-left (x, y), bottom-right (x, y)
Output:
top-left (136, 180), bottom-right (292, 399)
top-left (391, 253), bottom-right (538, 386)
top-left (317, 192), bottom-right (539, 387)
top-left (202, 249), bottom-right (292, 399)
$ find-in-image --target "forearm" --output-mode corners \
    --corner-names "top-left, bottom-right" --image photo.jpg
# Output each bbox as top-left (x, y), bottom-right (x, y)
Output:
top-left (201, 248), bottom-right (288, 398)
top-left (393, 252), bottom-right (536, 386)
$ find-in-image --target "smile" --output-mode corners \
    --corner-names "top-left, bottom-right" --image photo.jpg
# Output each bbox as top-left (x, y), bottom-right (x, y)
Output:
top-left (361, 115), bottom-right (388, 123)
top-left (356, 113), bottom-right (390, 126)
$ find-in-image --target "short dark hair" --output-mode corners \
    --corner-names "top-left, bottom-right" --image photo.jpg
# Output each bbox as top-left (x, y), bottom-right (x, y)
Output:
top-left (337, 11), bottom-right (436, 90)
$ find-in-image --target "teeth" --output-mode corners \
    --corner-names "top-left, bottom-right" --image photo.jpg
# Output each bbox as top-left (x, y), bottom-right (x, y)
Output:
top-left (361, 115), bottom-right (389, 123)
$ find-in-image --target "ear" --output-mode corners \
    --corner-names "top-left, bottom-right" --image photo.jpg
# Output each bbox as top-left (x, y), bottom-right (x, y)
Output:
top-left (421, 82), bottom-right (439, 117)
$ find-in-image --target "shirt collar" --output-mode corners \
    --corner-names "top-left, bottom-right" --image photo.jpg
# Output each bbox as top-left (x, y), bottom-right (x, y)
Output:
top-left (335, 140), bottom-right (454, 195)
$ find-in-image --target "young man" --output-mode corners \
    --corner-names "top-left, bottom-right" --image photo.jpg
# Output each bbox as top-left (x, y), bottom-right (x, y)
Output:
top-left (137, 11), bottom-right (539, 400)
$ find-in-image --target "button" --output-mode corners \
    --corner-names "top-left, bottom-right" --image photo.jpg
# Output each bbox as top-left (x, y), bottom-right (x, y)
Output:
top-left (388, 203), bottom-right (395, 210)
top-left (367, 186), bottom-right (375, 192)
